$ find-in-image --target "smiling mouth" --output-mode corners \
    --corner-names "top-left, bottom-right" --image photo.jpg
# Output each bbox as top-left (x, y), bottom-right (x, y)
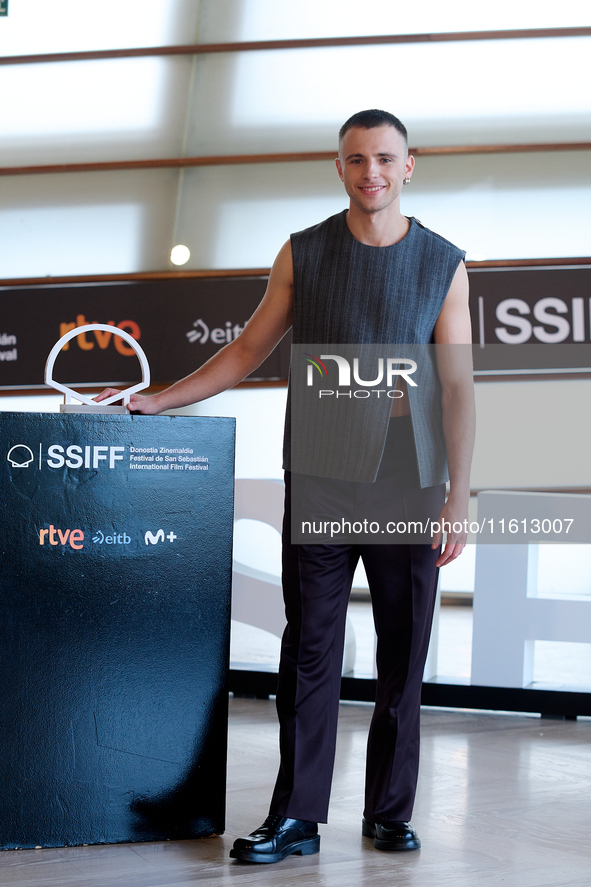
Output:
top-left (359, 185), bottom-right (386, 193)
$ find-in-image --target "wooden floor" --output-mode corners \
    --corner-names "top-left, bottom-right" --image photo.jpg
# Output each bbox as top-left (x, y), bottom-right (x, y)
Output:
top-left (1, 698), bottom-right (590, 886)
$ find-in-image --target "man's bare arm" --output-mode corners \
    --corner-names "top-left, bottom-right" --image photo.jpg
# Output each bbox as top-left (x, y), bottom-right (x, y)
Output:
top-left (95, 240), bottom-right (294, 414)
top-left (432, 262), bottom-right (475, 566)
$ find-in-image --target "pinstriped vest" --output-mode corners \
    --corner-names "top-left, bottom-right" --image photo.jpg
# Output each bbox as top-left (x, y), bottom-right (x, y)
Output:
top-left (283, 211), bottom-right (465, 485)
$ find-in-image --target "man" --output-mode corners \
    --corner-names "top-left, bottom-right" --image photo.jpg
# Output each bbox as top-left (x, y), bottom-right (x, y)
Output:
top-left (98, 109), bottom-right (475, 864)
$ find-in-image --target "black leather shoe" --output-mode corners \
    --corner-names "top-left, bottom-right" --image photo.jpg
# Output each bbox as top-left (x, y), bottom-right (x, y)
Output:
top-left (230, 815), bottom-right (320, 864)
top-left (362, 817), bottom-right (421, 851)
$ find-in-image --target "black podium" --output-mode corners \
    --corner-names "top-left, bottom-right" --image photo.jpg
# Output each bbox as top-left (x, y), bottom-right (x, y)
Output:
top-left (0, 413), bottom-right (235, 849)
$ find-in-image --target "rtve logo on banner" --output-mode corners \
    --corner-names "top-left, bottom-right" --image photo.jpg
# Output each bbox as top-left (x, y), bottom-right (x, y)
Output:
top-left (37, 526), bottom-right (179, 550)
top-left (304, 353), bottom-right (418, 399)
top-left (59, 315), bottom-right (141, 354)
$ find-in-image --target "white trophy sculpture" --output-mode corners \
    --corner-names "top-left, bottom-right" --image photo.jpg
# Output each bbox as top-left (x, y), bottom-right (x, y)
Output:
top-left (45, 324), bottom-right (151, 414)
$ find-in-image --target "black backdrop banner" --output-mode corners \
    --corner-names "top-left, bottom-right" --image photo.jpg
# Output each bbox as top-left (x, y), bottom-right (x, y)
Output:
top-left (1, 266), bottom-right (590, 389)
top-left (0, 277), bottom-right (286, 390)
top-left (469, 266), bottom-right (591, 348)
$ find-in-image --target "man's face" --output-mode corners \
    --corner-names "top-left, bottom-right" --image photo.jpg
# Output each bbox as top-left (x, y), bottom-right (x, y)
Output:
top-left (336, 125), bottom-right (414, 216)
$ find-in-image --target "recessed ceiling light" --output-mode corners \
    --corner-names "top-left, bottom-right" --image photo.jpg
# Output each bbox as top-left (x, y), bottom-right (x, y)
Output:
top-left (170, 244), bottom-right (190, 265)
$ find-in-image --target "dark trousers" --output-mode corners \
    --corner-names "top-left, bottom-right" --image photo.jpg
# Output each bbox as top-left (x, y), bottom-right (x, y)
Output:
top-left (270, 417), bottom-right (445, 824)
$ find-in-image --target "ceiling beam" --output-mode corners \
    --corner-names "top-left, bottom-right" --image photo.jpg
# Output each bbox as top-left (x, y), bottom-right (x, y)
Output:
top-left (2, 257), bottom-right (591, 289)
top-left (1, 142), bottom-right (590, 177)
top-left (1, 27), bottom-right (590, 66)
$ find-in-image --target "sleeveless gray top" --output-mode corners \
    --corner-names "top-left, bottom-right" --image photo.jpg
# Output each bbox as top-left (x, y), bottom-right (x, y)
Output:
top-left (283, 211), bottom-right (465, 485)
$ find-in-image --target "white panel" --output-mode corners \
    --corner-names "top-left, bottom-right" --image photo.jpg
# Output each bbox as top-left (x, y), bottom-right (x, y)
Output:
top-left (4, 59), bottom-right (164, 136)
top-left (199, 0), bottom-right (589, 42)
top-left (0, 169), bottom-right (179, 277)
top-left (1, 204), bottom-right (143, 278)
top-left (165, 386), bottom-right (287, 479)
top-left (401, 152), bottom-right (591, 261)
top-left (439, 542), bottom-right (476, 592)
top-left (472, 379), bottom-right (591, 489)
top-left (533, 640), bottom-right (591, 686)
top-left (1, 0), bottom-right (201, 55)
top-left (0, 395), bottom-right (62, 412)
top-left (173, 151), bottom-right (591, 268)
top-left (1, 57), bottom-right (194, 165)
top-left (234, 518), bottom-right (282, 575)
top-left (472, 537), bottom-right (591, 688)
top-left (441, 545), bottom-right (591, 599)
top-left (536, 546), bottom-right (591, 599)
top-left (187, 38), bottom-right (591, 154)
top-left (174, 162), bottom-right (345, 269)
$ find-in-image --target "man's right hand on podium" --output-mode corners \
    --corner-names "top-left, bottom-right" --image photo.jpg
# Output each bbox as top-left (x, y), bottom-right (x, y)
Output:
top-left (93, 389), bottom-right (162, 414)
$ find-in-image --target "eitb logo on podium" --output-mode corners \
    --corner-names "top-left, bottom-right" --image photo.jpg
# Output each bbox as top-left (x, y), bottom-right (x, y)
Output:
top-left (0, 1), bottom-right (8, 18)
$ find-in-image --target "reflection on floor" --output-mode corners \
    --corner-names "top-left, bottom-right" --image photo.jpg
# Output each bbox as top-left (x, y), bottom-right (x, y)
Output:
top-left (1, 699), bottom-right (589, 887)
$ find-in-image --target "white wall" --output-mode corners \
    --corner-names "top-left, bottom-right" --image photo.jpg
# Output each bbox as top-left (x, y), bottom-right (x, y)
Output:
top-left (3, 374), bottom-right (588, 489)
